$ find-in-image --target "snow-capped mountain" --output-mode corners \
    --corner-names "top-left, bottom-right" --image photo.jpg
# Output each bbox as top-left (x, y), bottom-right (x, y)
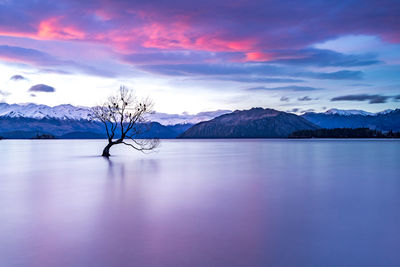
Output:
top-left (0, 103), bottom-right (92, 120)
top-left (302, 108), bottom-right (400, 131)
top-left (0, 103), bottom-right (231, 125)
top-left (147, 110), bottom-right (231, 125)
top-left (376, 109), bottom-right (395, 115)
top-left (324, 108), bottom-right (376, 116)
top-left (324, 108), bottom-right (395, 116)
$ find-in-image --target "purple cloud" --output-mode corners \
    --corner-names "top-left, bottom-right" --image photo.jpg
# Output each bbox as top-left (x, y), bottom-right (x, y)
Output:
top-left (287, 108), bottom-right (300, 113)
top-left (139, 62), bottom-right (365, 81)
top-left (248, 86), bottom-right (321, 91)
top-left (217, 77), bottom-right (304, 83)
top-left (331, 94), bottom-right (390, 104)
top-left (0, 45), bottom-right (118, 77)
top-left (0, 0), bottom-right (398, 110)
top-left (10, 74), bottom-right (27, 81)
top-left (298, 96), bottom-right (313, 101)
top-left (0, 90), bottom-right (10, 96)
top-left (272, 49), bottom-right (382, 67)
top-left (0, 45), bottom-right (56, 65)
top-left (0, 1), bottom-right (399, 57)
top-left (304, 70), bottom-right (364, 80)
top-left (28, 84), bottom-right (55, 93)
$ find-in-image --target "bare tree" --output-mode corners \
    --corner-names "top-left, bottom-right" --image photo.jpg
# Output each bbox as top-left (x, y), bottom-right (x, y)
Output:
top-left (91, 86), bottom-right (159, 157)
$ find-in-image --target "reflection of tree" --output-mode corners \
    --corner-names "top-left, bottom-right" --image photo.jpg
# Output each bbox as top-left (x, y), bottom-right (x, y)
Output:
top-left (104, 157), bottom-right (126, 179)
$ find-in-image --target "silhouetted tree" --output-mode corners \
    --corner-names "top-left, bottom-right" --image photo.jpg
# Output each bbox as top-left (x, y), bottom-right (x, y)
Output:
top-left (91, 86), bottom-right (159, 157)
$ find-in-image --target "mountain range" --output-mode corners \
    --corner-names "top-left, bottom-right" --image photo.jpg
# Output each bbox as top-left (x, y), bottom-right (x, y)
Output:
top-left (0, 117), bottom-right (193, 139)
top-left (179, 108), bottom-right (400, 138)
top-left (0, 103), bottom-right (230, 125)
top-left (302, 109), bottom-right (400, 131)
top-left (322, 108), bottom-right (394, 116)
top-left (0, 103), bottom-right (399, 139)
top-left (180, 108), bottom-right (319, 138)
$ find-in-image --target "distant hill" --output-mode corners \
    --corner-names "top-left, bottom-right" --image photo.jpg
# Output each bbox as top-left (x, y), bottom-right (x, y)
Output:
top-left (289, 128), bottom-right (400, 138)
top-left (302, 109), bottom-right (400, 131)
top-left (0, 117), bottom-right (192, 139)
top-left (0, 130), bottom-right (55, 139)
top-left (59, 131), bottom-right (106, 139)
top-left (179, 108), bottom-right (319, 138)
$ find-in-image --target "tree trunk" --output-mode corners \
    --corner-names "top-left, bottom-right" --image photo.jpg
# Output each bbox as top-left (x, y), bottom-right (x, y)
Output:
top-left (102, 142), bottom-right (114, 157)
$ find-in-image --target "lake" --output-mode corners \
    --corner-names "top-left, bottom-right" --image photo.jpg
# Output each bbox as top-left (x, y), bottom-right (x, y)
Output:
top-left (0, 139), bottom-right (399, 267)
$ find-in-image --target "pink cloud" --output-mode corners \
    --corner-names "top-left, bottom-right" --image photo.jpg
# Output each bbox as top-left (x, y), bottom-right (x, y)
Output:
top-left (245, 52), bottom-right (272, 62)
top-left (0, 0), bottom-right (398, 65)
top-left (38, 17), bottom-right (86, 40)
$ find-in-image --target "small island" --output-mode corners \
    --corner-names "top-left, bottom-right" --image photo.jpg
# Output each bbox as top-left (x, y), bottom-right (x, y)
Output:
top-left (289, 128), bottom-right (400, 138)
top-left (31, 134), bottom-right (56, 139)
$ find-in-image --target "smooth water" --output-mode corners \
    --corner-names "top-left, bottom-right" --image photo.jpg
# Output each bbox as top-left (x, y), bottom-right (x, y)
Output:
top-left (0, 139), bottom-right (399, 267)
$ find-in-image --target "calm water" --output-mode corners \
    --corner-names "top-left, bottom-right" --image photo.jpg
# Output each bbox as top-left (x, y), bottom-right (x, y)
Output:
top-left (0, 139), bottom-right (399, 267)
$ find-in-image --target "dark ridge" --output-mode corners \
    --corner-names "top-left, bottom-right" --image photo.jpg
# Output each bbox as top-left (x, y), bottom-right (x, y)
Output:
top-left (289, 128), bottom-right (400, 138)
top-left (180, 108), bottom-right (319, 138)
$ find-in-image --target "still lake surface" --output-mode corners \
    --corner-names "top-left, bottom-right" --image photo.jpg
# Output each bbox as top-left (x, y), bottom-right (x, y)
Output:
top-left (0, 139), bottom-right (399, 267)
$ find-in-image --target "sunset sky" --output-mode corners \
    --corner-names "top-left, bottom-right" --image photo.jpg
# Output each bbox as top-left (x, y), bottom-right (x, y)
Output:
top-left (0, 0), bottom-right (399, 113)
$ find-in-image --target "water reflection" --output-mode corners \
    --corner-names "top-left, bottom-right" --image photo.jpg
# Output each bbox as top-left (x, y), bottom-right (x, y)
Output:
top-left (0, 140), bottom-right (399, 267)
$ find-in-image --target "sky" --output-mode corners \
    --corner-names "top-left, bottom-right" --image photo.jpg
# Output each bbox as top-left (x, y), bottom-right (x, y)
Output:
top-left (0, 0), bottom-right (399, 114)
